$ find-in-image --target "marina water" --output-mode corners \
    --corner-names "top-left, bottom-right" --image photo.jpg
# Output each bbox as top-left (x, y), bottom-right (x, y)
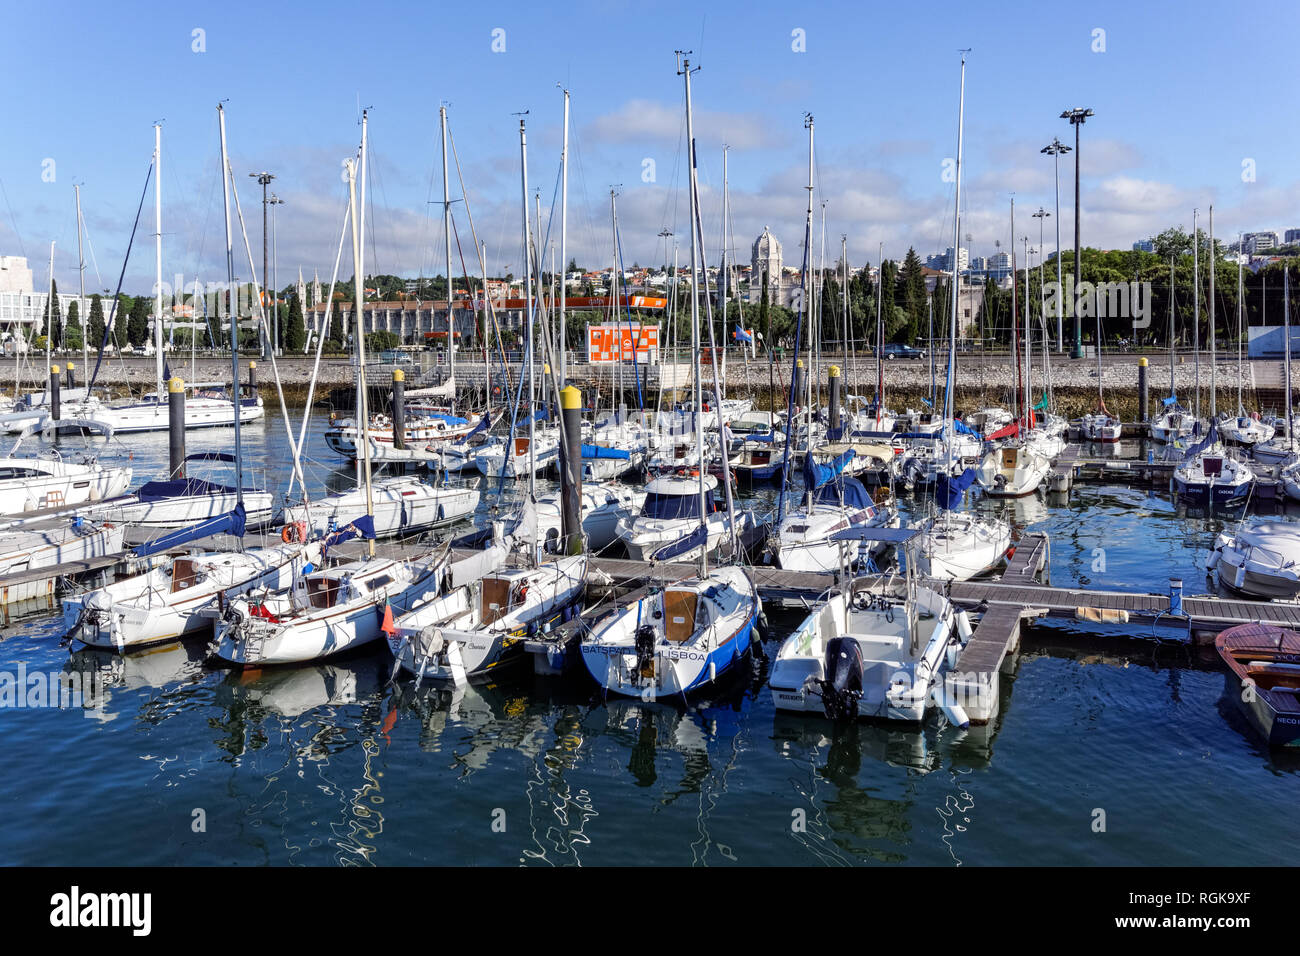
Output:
top-left (0, 412), bottom-right (1296, 866)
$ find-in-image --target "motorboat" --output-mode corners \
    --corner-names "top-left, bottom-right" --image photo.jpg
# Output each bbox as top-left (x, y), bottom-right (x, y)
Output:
top-left (1215, 623), bottom-right (1300, 748)
top-left (975, 442), bottom-right (1050, 498)
top-left (282, 475), bottom-right (479, 539)
top-left (1208, 522), bottom-right (1300, 600)
top-left (0, 452), bottom-right (131, 516)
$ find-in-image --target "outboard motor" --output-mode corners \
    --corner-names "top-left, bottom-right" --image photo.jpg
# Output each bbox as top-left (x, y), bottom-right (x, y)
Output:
top-left (817, 637), bottom-right (864, 722)
top-left (634, 624), bottom-right (657, 681)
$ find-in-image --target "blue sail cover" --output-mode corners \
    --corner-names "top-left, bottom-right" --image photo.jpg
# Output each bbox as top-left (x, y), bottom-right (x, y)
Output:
top-left (429, 413), bottom-right (469, 426)
top-left (581, 444), bottom-right (630, 460)
top-left (138, 478), bottom-right (237, 501)
top-left (1182, 422), bottom-right (1219, 461)
top-left (803, 449), bottom-right (856, 490)
top-left (455, 412), bottom-right (491, 445)
top-left (812, 476), bottom-right (872, 510)
top-left (133, 502), bottom-right (247, 557)
top-left (324, 514), bottom-right (377, 547)
top-left (186, 452), bottom-right (239, 463)
top-left (651, 524), bottom-right (707, 562)
top-left (952, 418), bottom-right (979, 436)
top-left (935, 468), bottom-right (977, 510)
top-left (1162, 395), bottom-right (1179, 406)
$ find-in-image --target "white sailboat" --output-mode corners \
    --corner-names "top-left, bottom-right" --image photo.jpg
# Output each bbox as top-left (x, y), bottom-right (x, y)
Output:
top-left (775, 473), bottom-right (898, 573)
top-left (1220, 253), bottom-right (1274, 445)
top-left (1208, 522), bottom-right (1300, 600)
top-left (581, 55), bottom-right (761, 700)
top-left (1260, 269), bottom-right (1298, 467)
top-left (0, 451), bottom-right (131, 516)
top-left (282, 474), bottom-right (478, 539)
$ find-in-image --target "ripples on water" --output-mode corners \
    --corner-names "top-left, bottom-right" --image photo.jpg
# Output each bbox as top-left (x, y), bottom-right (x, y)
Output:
top-left (0, 415), bottom-right (1297, 866)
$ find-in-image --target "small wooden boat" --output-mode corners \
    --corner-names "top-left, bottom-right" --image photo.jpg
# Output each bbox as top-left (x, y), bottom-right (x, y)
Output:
top-left (1215, 622), bottom-right (1300, 747)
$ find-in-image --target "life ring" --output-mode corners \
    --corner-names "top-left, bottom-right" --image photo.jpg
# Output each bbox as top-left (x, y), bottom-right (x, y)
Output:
top-left (281, 521), bottom-right (307, 544)
top-left (492, 384), bottom-right (503, 399)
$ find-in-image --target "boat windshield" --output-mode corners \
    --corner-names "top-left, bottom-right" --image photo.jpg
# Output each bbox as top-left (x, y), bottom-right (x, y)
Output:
top-left (640, 492), bottom-right (709, 521)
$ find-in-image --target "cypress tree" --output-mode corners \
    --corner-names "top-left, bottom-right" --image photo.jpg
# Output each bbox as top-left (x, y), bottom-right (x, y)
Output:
top-left (285, 292), bottom-right (307, 351)
top-left (45, 279), bottom-right (62, 348)
top-left (87, 294), bottom-right (106, 350)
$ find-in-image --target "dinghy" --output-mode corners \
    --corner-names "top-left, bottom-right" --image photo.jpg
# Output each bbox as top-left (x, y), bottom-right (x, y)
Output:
top-left (1215, 622), bottom-right (1300, 747)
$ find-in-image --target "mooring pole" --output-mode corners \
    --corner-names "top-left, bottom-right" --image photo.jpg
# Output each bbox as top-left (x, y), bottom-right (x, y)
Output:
top-left (828, 363), bottom-right (841, 435)
top-left (392, 367), bottom-right (406, 450)
top-left (169, 377), bottom-right (186, 479)
top-left (65, 361), bottom-right (76, 391)
top-left (49, 365), bottom-right (61, 422)
top-left (560, 384), bottom-right (584, 555)
top-left (1137, 356), bottom-right (1149, 427)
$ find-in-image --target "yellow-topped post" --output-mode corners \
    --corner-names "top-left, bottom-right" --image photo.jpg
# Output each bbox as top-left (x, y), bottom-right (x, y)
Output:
top-left (1137, 355), bottom-right (1149, 427)
top-left (391, 367), bottom-right (406, 450)
top-left (169, 377), bottom-right (186, 478)
top-left (828, 364), bottom-right (842, 434)
top-left (560, 385), bottom-right (583, 554)
top-left (49, 365), bottom-right (61, 422)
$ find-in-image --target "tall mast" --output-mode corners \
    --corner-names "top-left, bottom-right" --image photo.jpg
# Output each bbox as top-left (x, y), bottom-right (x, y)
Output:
top-left (75, 185), bottom-right (88, 381)
top-left (45, 241), bottom-right (54, 380)
top-left (842, 235), bottom-right (852, 400)
top-left (1209, 206), bottom-right (1216, 420)
top-left (440, 104), bottom-right (455, 416)
top-left (217, 105), bottom-right (246, 508)
top-left (945, 53), bottom-right (968, 473)
top-left (154, 123), bottom-right (164, 396)
top-left (1286, 268), bottom-right (1294, 447)
top-left (559, 88), bottom-right (569, 386)
top-left (352, 112), bottom-right (375, 555)
top-left (680, 53), bottom-right (709, 573)
top-left (1237, 244), bottom-right (1244, 414)
top-left (1024, 233), bottom-right (1032, 425)
top-left (1169, 257), bottom-right (1176, 400)
top-left (875, 241), bottom-right (883, 425)
top-left (519, 118), bottom-right (536, 500)
top-left (1010, 198), bottom-right (1019, 422)
top-left (1193, 208), bottom-right (1201, 423)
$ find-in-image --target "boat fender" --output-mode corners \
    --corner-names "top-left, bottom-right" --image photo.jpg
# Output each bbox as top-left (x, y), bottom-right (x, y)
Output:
top-left (955, 609), bottom-right (973, 643)
top-left (941, 698), bottom-right (970, 730)
top-left (709, 661), bottom-right (716, 684)
top-left (946, 643), bottom-right (960, 670)
top-left (281, 521), bottom-right (307, 544)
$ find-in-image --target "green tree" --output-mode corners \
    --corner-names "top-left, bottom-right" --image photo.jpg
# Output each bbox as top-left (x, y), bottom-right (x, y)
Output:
top-left (87, 294), bottom-right (106, 350)
top-left (896, 248), bottom-right (927, 343)
top-left (44, 279), bottom-right (63, 348)
top-left (126, 297), bottom-right (150, 347)
top-left (759, 269), bottom-right (770, 352)
top-left (285, 293), bottom-right (307, 351)
top-left (64, 301), bottom-right (83, 352)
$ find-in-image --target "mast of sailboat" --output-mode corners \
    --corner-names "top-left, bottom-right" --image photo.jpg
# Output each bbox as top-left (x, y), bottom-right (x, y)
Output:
top-left (352, 115), bottom-right (376, 555)
top-left (1169, 257), bottom-right (1176, 401)
top-left (217, 104), bottom-right (246, 511)
top-left (1010, 198), bottom-right (1020, 425)
top-left (679, 51), bottom-right (708, 573)
top-left (1237, 241), bottom-right (1244, 415)
top-left (875, 241), bottom-right (884, 427)
top-left (519, 118), bottom-right (537, 500)
top-left (1286, 268), bottom-right (1294, 448)
top-left (1024, 233), bottom-right (1032, 426)
top-left (1193, 208), bottom-right (1201, 424)
top-left (74, 185), bottom-right (88, 384)
top-left (1209, 206), bottom-right (1216, 421)
top-left (440, 105), bottom-right (455, 418)
top-left (154, 123), bottom-right (164, 398)
top-left (944, 52), bottom-right (968, 477)
top-left (842, 235), bottom-right (853, 405)
top-left (559, 87), bottom-right (569, 387)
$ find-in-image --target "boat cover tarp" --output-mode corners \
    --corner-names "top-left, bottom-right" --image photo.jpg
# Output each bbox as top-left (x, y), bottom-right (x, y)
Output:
top-left (455, 412), bottom-right (491, 445)
top-left (324, 514), bottom-right (376, 547)
top-left (935, 468), bottom-right (977, 510)
top-left (185, 452), bottom-right (238, 463)
top-left (1182, 422), bottom-right (1219, 461)
top-left (428, 413), bottom-right (469, 426)
top-left (952, 419), bottom-right (980, 437)
top-left (803, 448), bottom-right (855, 490)
top-left (651, 523), bottom-right (707, 562)
top-left (580, 443), bottom-right (630, 460)
top-left (133, 502), bottom-right (247, 557)
top-left (447, 544), bottom-right (508, 588)
top-left (812, 476), bottom-right (872, 510)
top-left (987, 421), bottom-right (1020, 441)
top-left (830, 525), bottom-right (920, 544)
top-left (138, 478), bottom-right (236, 501)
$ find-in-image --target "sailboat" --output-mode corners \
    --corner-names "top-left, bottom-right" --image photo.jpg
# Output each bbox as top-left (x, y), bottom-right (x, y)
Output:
top-left (1220, 252), bottom-right (1274, 446)
top-left (580, 54), bottom-right (761, 699)
top-left (774, 451), bottom-right (899, 573)
top-left (64, 105), bottom-right (312, 652)
top-left (916, 53), bottom-right (1013, 580)
top-left (211, 113), bottom-right (445, 667)
top-left (1175, 208), bottom-right (1254, 505)
top-left (1151, 258), bottom-right (1199, 442)
top-left (1266, 271), bottom-right (1300, 471)
top-left (769, 527), bottom-right (972, 724)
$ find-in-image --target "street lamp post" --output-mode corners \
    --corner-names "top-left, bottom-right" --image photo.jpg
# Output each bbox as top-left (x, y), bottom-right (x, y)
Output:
top-left (1032, 206), bottom-right (1049, 344)
top-left (1041, 137), bottom-right (1071, 354)
top-left (1059, 109), bottom-right (1093, 358)
top-left (269, 194), bottom-right (285, 353)
top-left (249, 171), bottom-right (275, 359)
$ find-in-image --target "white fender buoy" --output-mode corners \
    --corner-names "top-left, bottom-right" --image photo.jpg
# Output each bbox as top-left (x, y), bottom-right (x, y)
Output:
top-left (942, 699), bottom-right (970, 729)
top-left (709, 661), bottom-right (716, 684)
top-left (946, 643), bottom-right (960, 670)
top-left (955, 609), bottom-right (973, 643)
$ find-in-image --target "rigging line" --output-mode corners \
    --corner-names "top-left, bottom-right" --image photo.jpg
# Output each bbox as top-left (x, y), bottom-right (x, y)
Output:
top-left (87, 160), bottom-right (153, 393)
top-left (0, 172), bottom-right (26, 259)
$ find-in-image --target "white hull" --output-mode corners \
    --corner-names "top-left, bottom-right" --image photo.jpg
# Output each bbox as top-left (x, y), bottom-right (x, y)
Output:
top-left (0, 456), bottom-right (132, 516)
top-left (64, 395), bottom-right (263, 433)
top-left (284, 477), bottom-right (479, 538)
top-left (916, 512), bottom-right (1011, 581)
top-left (100, 490), bottom-right (276, 529)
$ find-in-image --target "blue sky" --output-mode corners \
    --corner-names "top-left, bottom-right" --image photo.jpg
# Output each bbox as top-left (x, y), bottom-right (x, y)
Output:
top-left (2, 0), bottom-right (1297, 295)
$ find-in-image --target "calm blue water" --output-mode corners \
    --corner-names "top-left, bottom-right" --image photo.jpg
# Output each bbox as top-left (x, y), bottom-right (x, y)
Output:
top-left (0, 416), bottom-right (1296, 866)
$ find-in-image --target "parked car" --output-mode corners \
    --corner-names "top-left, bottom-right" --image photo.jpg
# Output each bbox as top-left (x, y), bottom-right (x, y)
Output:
top-left (881, 343), bottom-right (925, 360)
